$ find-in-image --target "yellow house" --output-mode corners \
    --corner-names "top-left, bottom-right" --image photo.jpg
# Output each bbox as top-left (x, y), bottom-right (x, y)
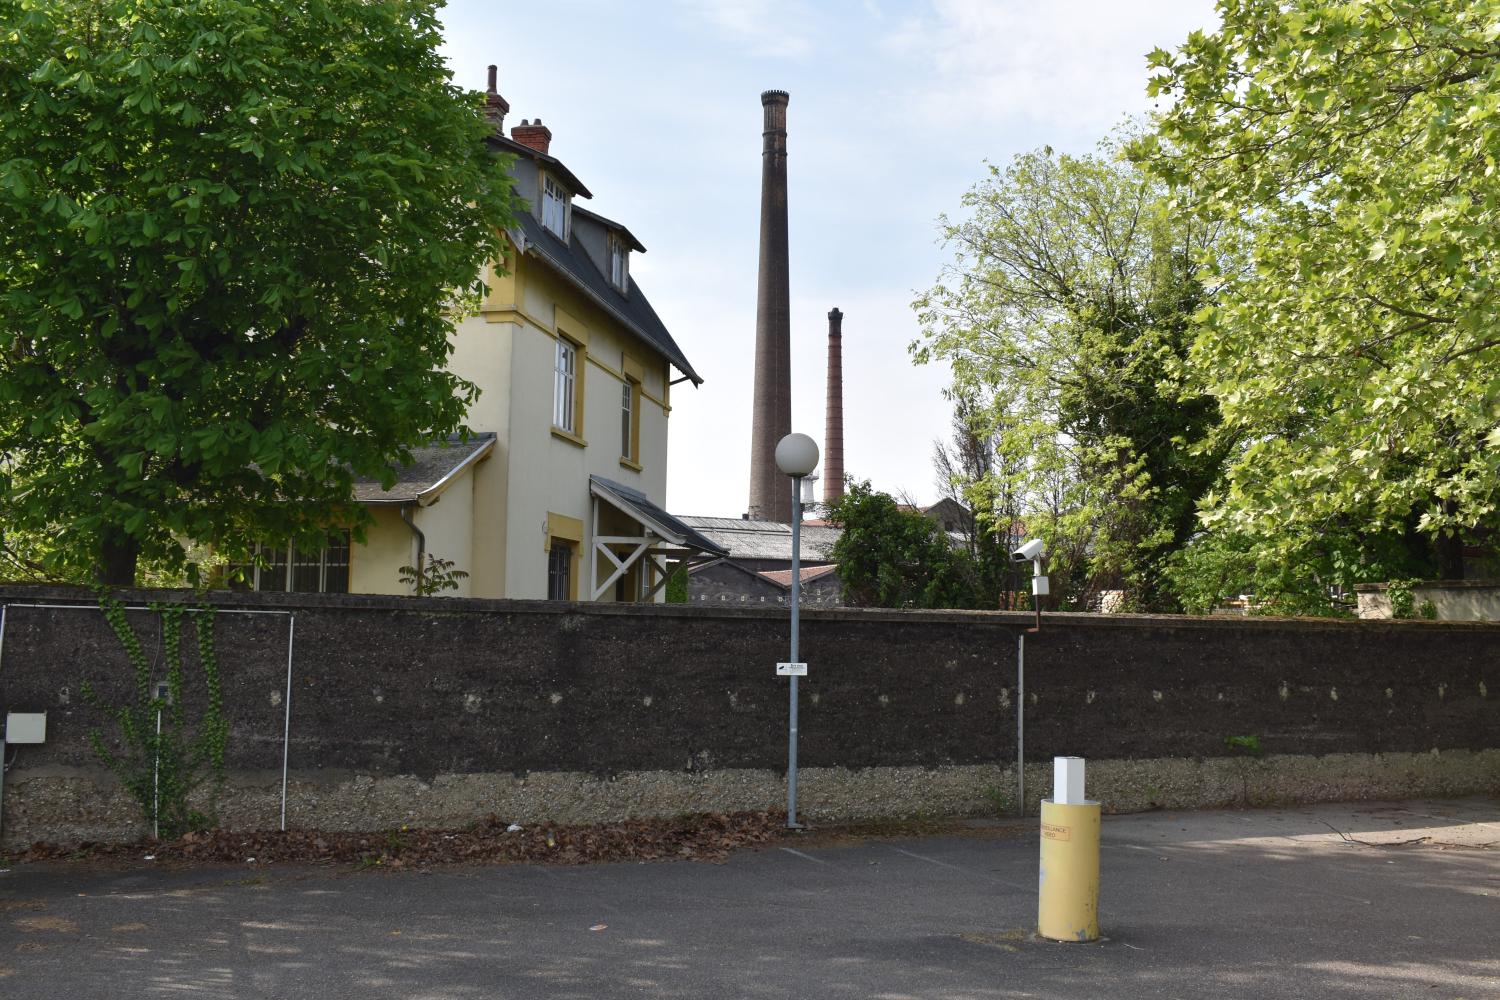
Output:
top-left (235, 73), bottom-right (724, 600)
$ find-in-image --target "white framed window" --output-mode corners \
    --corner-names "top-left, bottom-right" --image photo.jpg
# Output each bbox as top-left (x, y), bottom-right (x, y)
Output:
top-left (554, 338), bottom-right (577, 433)
top-left (609, 233), bottom-right (629, 292)
top-left (231, 532), bottom-right (350, 593)
top-left (542, 174), bottom-right (569, 239)
top-left (620, 380), bottom-right (634, 459)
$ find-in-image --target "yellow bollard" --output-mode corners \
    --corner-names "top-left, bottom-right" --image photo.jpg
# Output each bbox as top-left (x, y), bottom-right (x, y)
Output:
top-left (1038, 795), bottom-right (1101, 941)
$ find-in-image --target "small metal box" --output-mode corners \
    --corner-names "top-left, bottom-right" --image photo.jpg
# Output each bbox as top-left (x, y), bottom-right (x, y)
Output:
top-left (4, 712), bottom-right (46, 744)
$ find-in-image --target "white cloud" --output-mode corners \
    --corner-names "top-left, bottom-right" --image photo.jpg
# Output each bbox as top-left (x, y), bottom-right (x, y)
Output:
top-left (679, 0), bottom-right (818, 58)
top-left (882, 0), bottom-right (1217, 133)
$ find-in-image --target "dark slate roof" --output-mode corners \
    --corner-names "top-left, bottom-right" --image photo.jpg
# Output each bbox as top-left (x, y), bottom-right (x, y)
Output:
top-left (675, 515), bottom-right (841, 563)
top-left (515, 212), bottom-right (702, 385)
top-left (572, 205), bottom-right (646, 252)
top-left (590, 477), bottom-right (728, 556)
top-left (487, 134), bottom-right (593, 199)
top-left (353, 433), bottom-right (496, 505)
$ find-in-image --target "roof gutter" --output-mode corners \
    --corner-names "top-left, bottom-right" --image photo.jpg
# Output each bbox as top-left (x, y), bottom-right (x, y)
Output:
top-left (416, 436), bottom-right (495, 506)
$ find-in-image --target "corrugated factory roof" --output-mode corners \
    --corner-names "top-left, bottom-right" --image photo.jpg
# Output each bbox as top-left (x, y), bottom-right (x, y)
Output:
top-left (675, 516), bottom-right (841, 562)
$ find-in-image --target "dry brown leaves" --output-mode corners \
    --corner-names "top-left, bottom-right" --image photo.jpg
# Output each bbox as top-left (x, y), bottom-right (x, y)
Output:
top-left (14, 810), bottom-right (786, 870)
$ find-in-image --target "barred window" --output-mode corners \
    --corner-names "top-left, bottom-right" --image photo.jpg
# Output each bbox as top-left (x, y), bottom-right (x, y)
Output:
top-left (547, 542), bottom-right (573, 601)
top-left (230, 531), bottom-right (351, 593)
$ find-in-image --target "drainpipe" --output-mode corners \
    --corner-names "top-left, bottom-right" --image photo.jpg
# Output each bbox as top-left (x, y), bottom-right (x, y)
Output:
top-left (400, 504), bottom-right (425, 593)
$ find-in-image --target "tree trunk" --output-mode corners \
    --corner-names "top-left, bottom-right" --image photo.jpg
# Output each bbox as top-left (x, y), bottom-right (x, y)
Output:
top-left (1435, 499), bottom-right (1466, 581)
top-left (1436, 531), bottom-right (1465, 581)
top-left (98, 525), bottom-right (139, 586)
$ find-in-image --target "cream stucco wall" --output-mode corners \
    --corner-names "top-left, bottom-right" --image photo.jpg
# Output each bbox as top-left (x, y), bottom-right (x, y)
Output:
top-left (413, 470), bottom-right (476, 597)
top-left (485, 257), bottom-right (671, 602)
top-left (351, 506), bottom-right (417, 596)
top-left (352, 233), bottom-right (677, 603)
top-left (447, 301), bottom-right (513, 598)
top-left (347, 468), bottom-right (480, 599)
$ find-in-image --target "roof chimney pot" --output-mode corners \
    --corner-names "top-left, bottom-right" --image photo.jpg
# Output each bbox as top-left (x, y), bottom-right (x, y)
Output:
top-left (511, 117), bottom-right (553, 155)
top-left (483, 64), bottom-right (509, 133)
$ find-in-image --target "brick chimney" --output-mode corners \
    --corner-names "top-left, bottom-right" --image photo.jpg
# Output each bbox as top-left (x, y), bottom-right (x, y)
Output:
top-left (511, 118), bottom-right (552, 155)
top-left (746, 89), bottom-right (792, 523)
top-left (823, 307), bottom-right (844, 506)
top-left (483, 65), bottom-right (509, 133)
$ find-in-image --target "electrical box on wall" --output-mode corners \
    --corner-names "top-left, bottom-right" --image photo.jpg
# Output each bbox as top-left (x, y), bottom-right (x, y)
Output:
top-left (4, 712), bottom-right (46, 744)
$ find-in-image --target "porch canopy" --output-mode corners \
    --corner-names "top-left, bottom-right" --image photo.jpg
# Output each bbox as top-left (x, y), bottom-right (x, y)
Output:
top-left (588, 475), bottom-right (728, 601)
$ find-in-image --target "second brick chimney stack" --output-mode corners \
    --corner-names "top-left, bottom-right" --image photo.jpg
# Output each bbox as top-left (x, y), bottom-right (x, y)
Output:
top-left (484, 65), bottom-right (510, 133)
top-left (823, 307), bottom-right (845, 506)
top-left (747, 90), bottom-right (792, 522)
top-left (511, 118), bottom-right (552, 155)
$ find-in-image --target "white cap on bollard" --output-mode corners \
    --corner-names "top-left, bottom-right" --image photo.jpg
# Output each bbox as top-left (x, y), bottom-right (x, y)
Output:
top-left (1054, 756), bottom-right (1086, 805)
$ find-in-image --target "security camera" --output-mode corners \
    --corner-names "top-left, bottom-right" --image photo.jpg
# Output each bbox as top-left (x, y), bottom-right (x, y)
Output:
top-left (1011, 538), bottom-right (1045, 563)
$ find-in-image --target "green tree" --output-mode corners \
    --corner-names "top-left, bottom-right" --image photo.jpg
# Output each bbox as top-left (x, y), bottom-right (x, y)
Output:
top-left (826, 480), bottom-right (974, 609)
top-left (932, 396), bottom-right (1022, 608)
top-left (913, 143), bottom-right (1233, 610)
top-left (0, 0), bottom-right (517, 584)
top-left (1134, 0), bottom-right (1500, 585)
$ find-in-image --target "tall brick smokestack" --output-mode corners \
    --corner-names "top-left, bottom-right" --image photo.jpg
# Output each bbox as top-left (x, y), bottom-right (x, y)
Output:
top-left (823, 307), bottom-right (844, 506)
top-left (747, 90), bottom-right (792, 522)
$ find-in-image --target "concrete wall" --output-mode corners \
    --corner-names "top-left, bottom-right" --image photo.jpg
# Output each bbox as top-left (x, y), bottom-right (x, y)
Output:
top-left (688, 561), bottom-right (842, 608)
top-left (1, 586), bottom-right (1496, 845)
top-left (1357, 580), bottom-right (1500, 622)
top-left (688, 560), bottom-right (787, 606)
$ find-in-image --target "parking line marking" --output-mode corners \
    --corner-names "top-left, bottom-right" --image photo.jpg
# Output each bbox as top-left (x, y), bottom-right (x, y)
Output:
top-left (890, 848), bottom-right (1030, 890)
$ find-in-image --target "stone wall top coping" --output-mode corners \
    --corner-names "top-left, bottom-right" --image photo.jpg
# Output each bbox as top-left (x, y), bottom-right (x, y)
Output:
top-left (1354, 579), bottom-right (1500, 592)
top-left (3, 583), bottom-right (1500, 632)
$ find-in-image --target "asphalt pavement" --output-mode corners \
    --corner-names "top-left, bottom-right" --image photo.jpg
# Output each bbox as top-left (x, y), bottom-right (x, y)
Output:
top-left (2, 798), bottom-right (1497, 999)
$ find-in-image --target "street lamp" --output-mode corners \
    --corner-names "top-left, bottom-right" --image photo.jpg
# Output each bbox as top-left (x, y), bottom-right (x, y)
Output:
top-left (774, 432), bottom-right (819, 829)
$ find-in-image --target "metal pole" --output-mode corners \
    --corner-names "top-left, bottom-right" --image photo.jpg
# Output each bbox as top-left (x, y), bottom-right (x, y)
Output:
top-left (1016, 632), bottom-right (1025, 818)
top-left (280, 615), bottom-right (296, 832)
top-left (787, 474), bottom-right (802, 828)
top-left (154, 709), bottom-right (162, 839)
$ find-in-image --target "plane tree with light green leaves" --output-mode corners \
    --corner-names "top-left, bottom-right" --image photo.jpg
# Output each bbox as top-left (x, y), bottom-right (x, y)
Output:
top-left (1133, 0), bottom-right (1500, 587)
top-left (912, 142), bottom-right (1236, 610)
top-left (0, 0), bottom-right (517, 584)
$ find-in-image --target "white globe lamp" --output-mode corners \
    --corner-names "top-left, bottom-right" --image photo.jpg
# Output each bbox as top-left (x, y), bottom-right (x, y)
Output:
top-left (774, 432), bottom-right (820, 478)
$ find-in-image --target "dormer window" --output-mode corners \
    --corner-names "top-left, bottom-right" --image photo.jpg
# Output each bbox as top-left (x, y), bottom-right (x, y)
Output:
top-left (608, 233), bottom-right (630, 292)
top-left (542, 173), bottom-right (570, 239)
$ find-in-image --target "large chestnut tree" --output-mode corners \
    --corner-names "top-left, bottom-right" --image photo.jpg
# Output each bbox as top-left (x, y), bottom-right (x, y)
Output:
top-left (0, 0), bottom-right (516, 583)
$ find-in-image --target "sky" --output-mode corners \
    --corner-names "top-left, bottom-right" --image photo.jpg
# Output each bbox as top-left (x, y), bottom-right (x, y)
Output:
top-left (437, 0), bottom-right (1218, 516)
